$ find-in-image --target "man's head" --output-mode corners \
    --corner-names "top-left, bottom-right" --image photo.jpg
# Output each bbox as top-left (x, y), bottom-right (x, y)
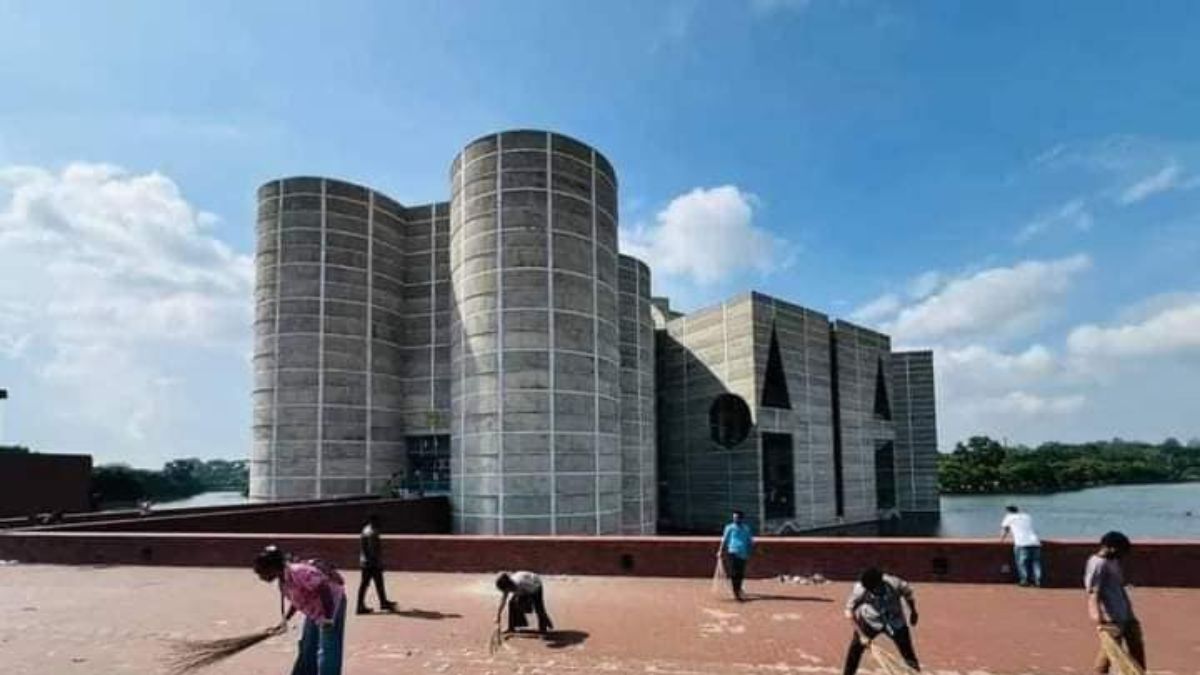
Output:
top-left (367, 513), bottom-right (380, 527)
top-left (860, 567), bottom-right (885, 592)
top-left (1005, 505), bottom-right (1019, 514)
top-left (253, 545), bottom-right (286, 582)
top-left (1100, 531), bottom-right (1132, 559)
top-left (732, 509), bottom-right (744, 524)
top-left (495, 572), bottom-right (515, 593)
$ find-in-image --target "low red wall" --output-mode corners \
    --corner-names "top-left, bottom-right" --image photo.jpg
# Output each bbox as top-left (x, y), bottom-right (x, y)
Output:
top-left (30, 496), bottom-right (451, 535)
top-left (1, 532), bottom-right (1196, 588)
top-left (0, 453), bottom-right (92, 518)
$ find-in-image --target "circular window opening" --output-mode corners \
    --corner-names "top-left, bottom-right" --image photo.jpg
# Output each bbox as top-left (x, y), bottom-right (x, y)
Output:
top-left (709, 393), bottom-right (752, 448)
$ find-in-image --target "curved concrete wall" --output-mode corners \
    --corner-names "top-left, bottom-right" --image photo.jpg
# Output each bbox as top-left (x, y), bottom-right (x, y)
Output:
top-left (618, 255), bottom-right (656, 534)
top-left (252, 177), bottom-right (412, 500)
top-left (450, 130), bottom-right (621, 534)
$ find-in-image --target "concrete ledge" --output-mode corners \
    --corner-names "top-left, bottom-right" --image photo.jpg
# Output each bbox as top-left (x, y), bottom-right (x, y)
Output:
top-left (1, 532), bottom-right (1196, 587)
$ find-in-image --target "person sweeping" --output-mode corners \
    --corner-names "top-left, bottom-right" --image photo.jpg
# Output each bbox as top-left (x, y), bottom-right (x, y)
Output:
top-left (1086, 531), bottom-right (1146, 675)
top-left (715, 509), bottom-right (754, 601)
top-left (494, 571), bottom-right (554, 634)
top-left (253, 545), bottom-right (347, 675)
top-left (842, 567), bottom-right (921, 675)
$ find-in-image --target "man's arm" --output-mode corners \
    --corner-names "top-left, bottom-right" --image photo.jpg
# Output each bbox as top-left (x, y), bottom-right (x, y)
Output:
top-left (318, 584), bottom-right (336, 626)
top-left (1000, 525), bottom-right (1011, 543)
top-left (716, 526), bottom-right (729, 556)
top-left (495, 591), bottom-right (509, 624)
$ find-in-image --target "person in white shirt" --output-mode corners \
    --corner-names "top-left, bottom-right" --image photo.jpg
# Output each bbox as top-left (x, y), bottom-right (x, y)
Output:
top-left (1000, 505), bottom-right (1043, 587)
top-left (495, 571), bottom-right (554, 634)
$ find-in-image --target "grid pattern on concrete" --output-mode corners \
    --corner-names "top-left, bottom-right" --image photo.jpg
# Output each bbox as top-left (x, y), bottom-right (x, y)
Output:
top-left (831, 320), bottom-right (895, 524)
top-left (449, 130), bottom-right (622, 535)
top-left (750, 295), bottom-right (836, 533)
top-left (251, 176), bottom-right (449, 500)
top-left (618, 255), bottom-right (656, 534)
top-left (890, 351), bottom-right (940, 512)
top-left (656, 295), bottom-right (761, 532)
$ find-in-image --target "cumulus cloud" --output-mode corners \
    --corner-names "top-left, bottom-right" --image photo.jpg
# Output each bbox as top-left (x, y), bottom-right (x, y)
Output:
top-left (1015, 198), bottom-right (1094, 243)
top-left (869, 255), bottom-right (1091, 345)
top-left (1119, 162), bottom-right (1182, 205)
top-left (1067, 296), bottom-right (1200, 360)
top-left (0, 163), bottom-right (252, 460)
top-left (622, 185), bottom-right (794, 286)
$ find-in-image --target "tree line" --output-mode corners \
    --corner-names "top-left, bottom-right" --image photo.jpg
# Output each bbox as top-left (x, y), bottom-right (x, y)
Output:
top-left (91, 458), bottom-right (249, 504)
top-left (938, 435), bottom-right (1200, 494)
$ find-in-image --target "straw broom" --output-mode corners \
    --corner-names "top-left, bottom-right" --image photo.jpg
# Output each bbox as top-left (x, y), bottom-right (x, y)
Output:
top-left (870, 642), bottom-right (920, 675)
top-left (1099, 629), bottom-right (1144, 675)
top-left (164, 626), bottom-right (280, 674)
top-left (486, 626), bottom-right (506, 655)
top-left (710, 555), bottom-right (728, 597)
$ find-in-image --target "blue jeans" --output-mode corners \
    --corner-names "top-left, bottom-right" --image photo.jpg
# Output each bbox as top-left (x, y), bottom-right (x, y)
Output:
top-left (1014, 545), bottom-right (1043, 586)
top-left (292, 596), bottom-right (346, 675)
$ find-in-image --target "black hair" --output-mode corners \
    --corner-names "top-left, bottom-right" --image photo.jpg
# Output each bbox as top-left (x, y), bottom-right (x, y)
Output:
top-left (1100, 531), bottom-right (1131, 553)
top-left (253, 545), bottom-right (286, 572)
top-left (1005, 505), bottom-right (1018, 513)
top-left (495, 572), bottom-right (515, 592)
top-left (732, 509), bottom-right (744, 518)
top-left (860, 567), bottom-right (884, 590)
top-left (367, 513), bottom-right (380, 524)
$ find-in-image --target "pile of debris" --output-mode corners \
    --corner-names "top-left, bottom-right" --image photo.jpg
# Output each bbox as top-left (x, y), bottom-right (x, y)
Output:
top-left (777, 573), bottom-right (829, 585)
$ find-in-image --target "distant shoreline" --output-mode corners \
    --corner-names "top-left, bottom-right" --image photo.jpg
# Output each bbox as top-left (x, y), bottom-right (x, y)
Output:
top-left (940, 479), bottom-right (1200, 497)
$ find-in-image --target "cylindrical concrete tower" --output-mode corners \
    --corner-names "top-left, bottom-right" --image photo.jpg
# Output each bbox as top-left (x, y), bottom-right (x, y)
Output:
top-left (449, 130), bottom-right (621, 534)
top-left (617, 254), bottom-right (657, 534)
top-left (251, 177), bottom-right (409, 500)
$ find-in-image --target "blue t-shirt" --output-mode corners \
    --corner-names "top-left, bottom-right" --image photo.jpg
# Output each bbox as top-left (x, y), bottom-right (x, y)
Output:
top-left (722, 522), bottom-right (753, 559)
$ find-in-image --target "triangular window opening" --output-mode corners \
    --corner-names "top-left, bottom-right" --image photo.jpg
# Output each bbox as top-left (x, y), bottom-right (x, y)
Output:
top-left (873, 357), bottom-right (892, 420)
top-left (761, 326), bottom-right (792, 409)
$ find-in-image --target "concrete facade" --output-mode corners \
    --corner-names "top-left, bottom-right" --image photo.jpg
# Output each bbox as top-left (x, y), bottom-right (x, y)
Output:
top-left (250, 128), bottom-right (939, 535)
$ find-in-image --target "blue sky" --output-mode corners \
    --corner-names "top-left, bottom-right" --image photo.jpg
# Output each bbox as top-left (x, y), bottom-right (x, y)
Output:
top-left (1, 1), bottom-right (1199, 466)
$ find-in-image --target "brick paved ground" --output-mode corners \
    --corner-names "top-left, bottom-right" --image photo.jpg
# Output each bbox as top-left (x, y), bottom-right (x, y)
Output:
top-left (1, 565), bottom-right (1197, 675)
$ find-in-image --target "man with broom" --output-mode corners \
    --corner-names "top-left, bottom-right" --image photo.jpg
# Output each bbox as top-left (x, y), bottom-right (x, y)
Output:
top-left (1086, 531), bottom-right (1146, 674)
top-left (494, 571), bottom-right (555, 635)
top-left (716, 509), bottom-right (754, 601)
top-left (254, 545), bottom-right (347, 675)
top-left (842, 567), bottom-right (921, 675)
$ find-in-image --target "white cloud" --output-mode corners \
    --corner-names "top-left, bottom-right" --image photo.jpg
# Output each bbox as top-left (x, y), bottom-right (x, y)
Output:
top-left (906, 271), bottom-right (943, 300)
top-left (938, 344), bottom-right (1057, 394)
top-left (1119, 162), bottom-right (1182, 205)
top-left (621, 185), bottom-right (794, 286)
top-left (849, 293), bottom-right (901, 324)
top-left (1015, 198), bottom-right (1093, 243)
top-left (0, 163), bottom-right (252, 461)
top-left (882, 255), bottom-right (1090, 345)
top-left (1067, 296), bottom-right (1200, 360)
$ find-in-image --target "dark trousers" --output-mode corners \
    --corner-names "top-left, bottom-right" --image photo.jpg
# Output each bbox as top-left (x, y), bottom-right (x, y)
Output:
top-left (356, 565), bottom-right (391, 610)
top-left (724, 553), bottom-right (748, 599)
top-left (844, 626), bottom-right (920, 675)
top-left (507, 588), bottom-right (553, 633)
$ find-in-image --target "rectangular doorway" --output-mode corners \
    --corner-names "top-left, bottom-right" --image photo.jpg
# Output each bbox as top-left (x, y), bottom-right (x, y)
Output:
top-left (761, 432), bottom-right (795, 520)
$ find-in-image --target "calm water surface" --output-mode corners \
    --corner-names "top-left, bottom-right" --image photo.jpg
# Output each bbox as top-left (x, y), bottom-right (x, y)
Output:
top-left (162, 484), bottom-right (1200, 539)
top-left (939, 482), bottom-right (1200, 539)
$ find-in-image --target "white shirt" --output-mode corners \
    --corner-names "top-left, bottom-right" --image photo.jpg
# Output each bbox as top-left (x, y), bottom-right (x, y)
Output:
top-left (509, 571), bottom-right (542, 595)
top-left (1001, 512), bottom-right (1040, 547)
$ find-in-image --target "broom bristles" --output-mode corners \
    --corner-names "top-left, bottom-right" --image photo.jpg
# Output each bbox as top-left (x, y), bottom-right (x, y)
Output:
top-left (164, 627), bottom-right (276, 674)
top-left (710, 557), bottom-right (727, 596)
top-left (486, 626), bottom-right (506, 655)
top-left (871, 641), bottom-right (920, 675)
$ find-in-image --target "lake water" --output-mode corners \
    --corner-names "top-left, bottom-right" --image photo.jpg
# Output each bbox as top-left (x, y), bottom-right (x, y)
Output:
top-left (159, 483), bottom-right (1200, 539)
top-left (939, 482), bottom-right (1200, 539)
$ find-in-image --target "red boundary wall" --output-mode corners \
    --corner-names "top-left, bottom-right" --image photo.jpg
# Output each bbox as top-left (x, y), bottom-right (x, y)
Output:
top-left (0, 453), bottom-right (92, 518)
top-left (1, 532), bottom-right (1196, 588)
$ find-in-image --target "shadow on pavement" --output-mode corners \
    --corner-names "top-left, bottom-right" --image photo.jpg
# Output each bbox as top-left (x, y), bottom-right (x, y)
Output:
top-left (389, 608), bottom-right (463, 620)
top-left (506, 629), bottom-right (590, 649)
top-left (745, 593), bottom-right (834, 603)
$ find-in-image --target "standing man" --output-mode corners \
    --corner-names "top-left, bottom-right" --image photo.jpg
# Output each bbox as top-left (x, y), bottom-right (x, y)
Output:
top-left (1086, 531), bottom-right (1145, 674)
top-left (495, 571), bottom-right (554, 634)
top-left (843, 567), bottom-right (921, 675)
top-left (1001, 505), bottom-right (1043, 587)
top-left (716, 509), bottom-right (754, 601)
top-left (356, 514), bottom-right (397, 614)
top-left (253, 545), bottom-right (347, 675)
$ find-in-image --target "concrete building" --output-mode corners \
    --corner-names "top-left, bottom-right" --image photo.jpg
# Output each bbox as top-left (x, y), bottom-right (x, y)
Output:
top-left (251, 128), bottom-right (939, 535)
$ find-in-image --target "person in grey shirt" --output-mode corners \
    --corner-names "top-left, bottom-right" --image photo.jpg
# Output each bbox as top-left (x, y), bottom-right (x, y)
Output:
top-left (1085, 531), bottom-right (1145, 673)
top-left (355, 514), bottom-right (397, 614)
top-left (842, 567), bottom-right (921, 675)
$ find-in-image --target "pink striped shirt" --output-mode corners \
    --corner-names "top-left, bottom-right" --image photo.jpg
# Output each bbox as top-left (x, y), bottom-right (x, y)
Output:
top-left (281, 561), bottom-right (345, 622)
